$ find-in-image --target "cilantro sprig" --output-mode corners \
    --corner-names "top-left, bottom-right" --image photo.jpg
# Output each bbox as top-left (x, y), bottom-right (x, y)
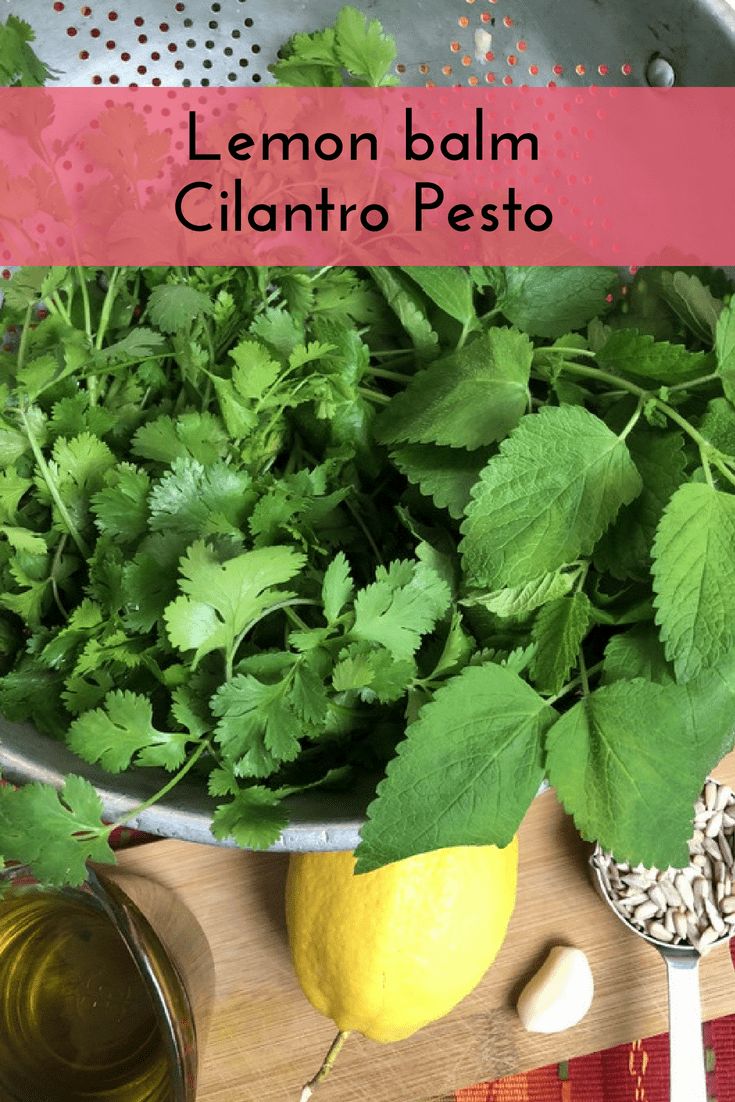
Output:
top-left (1, 260), bottom-right (735, 885)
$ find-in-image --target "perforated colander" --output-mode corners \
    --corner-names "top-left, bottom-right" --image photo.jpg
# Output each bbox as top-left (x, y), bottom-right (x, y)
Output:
top-left (7, 0), bottom-right (735, 89)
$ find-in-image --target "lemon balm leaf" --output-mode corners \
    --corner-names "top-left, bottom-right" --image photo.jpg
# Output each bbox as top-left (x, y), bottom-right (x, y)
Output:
top-left (460, 406), bottom-right (642, 588)
top-left (355, 663), bottom-right (555, 872)
top-left (376, 330), bottom-right (532, 450)
top-left (546, 680), bottom-right (701, 868)
top-left (652, 483), bottom-right (735, 682)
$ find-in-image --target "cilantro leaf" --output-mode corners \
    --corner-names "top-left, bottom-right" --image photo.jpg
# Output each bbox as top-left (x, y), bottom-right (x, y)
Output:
top-left (91, 464), bottom-right (151, 543)
top-left (0, 777), bottom-right (113, 887)
top-left (376, 329), bottom-right (532, 450)
top-left (333, 5), bottom-right (398, 86)
top-left (147, 284), bottom-right (213, 334)
top-left (546, 679), bottom-right (702, 868)
top-left (0, 16), bottom-right (56, 86)
top-left (461, 406), bottom-right (642, 588)
top-left (211, 786), bottom-right (288, 849)
top-left (652, 482), bottom-right (735, 682)
top-left (355, 663), bottom-right (555, 871)
top-left (322, 551), bottom-right (353, 623)
top-left (212, 674), bottom-right (304, 777)
top-left (164, 542), bottom-right (305, 666)
top-left (67, 690), bottom-right (190, 773)
top-left (148, 458), bottom-right (253, 541)
top-left (352, 559), bottom-right (451, 660)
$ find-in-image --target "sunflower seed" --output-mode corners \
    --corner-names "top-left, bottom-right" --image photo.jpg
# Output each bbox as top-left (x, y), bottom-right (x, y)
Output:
top-left (705, 782), bottom-right (717, 811)
top-left (721, 896), bottom-right (735, 914)
top-left (623, 873), bottom-right (655, 890)
top-left (705, 897), bottom-right (726, 935)
top-left (716, 786), bottom-right (732, 813)
top-left (633, 901), bottom-right (658, 924)
top-left (648, 885), bottom-right (667, 913)
top-left (698, 926), bottom-right (721, 955)
top-left (648, 921), bottom-right (674, 942)
top-left (658, 879), bottom-right (682, 908)
top-left (676, 875), bottom-right (695, 912)
top-left (674, 910), bottom-right (689, 939)
top-left (619, 893), bottom-right (649, 909)
top-left (707, 812), bottom-right (724, 838)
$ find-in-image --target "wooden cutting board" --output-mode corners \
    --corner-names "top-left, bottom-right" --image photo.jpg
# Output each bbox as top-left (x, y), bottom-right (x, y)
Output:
top-left (115, 752), bottom-right (735, 1102)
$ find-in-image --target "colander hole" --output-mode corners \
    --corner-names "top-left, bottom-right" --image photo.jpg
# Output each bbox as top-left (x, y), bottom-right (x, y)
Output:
top-left (107, 10), bottom-right (118, 20)
top-left (239, 58), bottom-right (248, 67)
top-left (507, 54), bottom-right (517, 66)
top-left (244, 17), bottom-right (254, 27)
top-left (468, 75), bottom-right (479, 85)
top-left (502, 15), bottom-right (513, 26)
top-left (461, 54), bottom-right (471, 66)
top-left (576, 63), bottom-right (586, 75)
top-left (646, 55), bottom-right (675, 86)
top-left (228, 72), bottom-right (237, 81)
top-left (529, 64), bottom-right (539, 75)
top-left (232, 28), bottom-right (241, 38)
top-left (503, 75), bottom-right (513, 85)
top-left (138, 33), bottom-right (147, 42)
top-left (598, 63), bottom-right (609, 75)
top-left (252, 74), bottom-right (262, 83)
top-left (79, 49), bottom-right (89, 59)
top-left (208, 20), bottom-right (218, 29)
top-left (159, 22), bottom-right (169, 31)
top-left (176, 3), bottom-right (186, 10)
top-left (212, 2), bottom-right (221, 9)
top-left (80, 5), bottom-right (91, 14)
top-left (66, 26), bottom-right (78, 36)
top-left (203, 59), bottom-right (213, 68)
top-left (53, 2), bottom-right (65, 10)
top-left (252, 44), bottom-right (261, 53)
top-left (205, 39), bottom-right (214, 48)
top-left (450, 41), bottom-right (460, 52)
top-left (442, 64), bottom-right (452, 75)
top-left (552, 64), bottom-right (564, 75)
top-left (184, 18), bottom-right (193, 27)
top-left (186, 39), bottom-right (196, 47)
top-left (458, 15), bottom-right (469, 27)
top-left (90, 27), bottom-right (100, 36)
top-left (134, 15), bottom-right (144, 25)
top-left (168, 43), bottom-right (177, 52)
top-left (395, 62), bottom-right (406, 73)
top-left (485, 72), bottom-right (495, 82)
top-left (224, 46), bottom-right (233, 56)
top-left (105, 39), bottom-right (115, 48)
top-left (151, 50), bottom-right (161, 60)
top-left (621, 62), bottom-right (632, 76)
top-left (517, 40), bottom-right (527, 51)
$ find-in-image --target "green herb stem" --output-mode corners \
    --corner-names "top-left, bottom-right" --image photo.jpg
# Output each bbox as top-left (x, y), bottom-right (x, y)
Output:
top-left (358, 386), bottom-right (390, 405)
top-left (102, 741), bottom-right (208, 833)
top-left (19, 406), bottom-right (89, 558)
top-left (16, 304), bottom-right (33, 375)
top-left (76, 266), bottom-right (92, 341)
top-left (547, 660), bottom-right (603, 706)
top-left (94, 267), bottom-right (120, 352)
top-left (364, 366), bottom-right (413, 383)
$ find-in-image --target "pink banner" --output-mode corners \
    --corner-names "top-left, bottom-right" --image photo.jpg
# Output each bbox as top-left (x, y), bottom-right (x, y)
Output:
top-left (0, 86), bottom-right (733, 267)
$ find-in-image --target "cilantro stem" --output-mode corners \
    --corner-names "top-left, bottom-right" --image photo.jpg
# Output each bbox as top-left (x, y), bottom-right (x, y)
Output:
top-left (94, 267), bottom-right (120, 352)
top-left (102, 741), bottom-right (208, 832)
top-left (358, 386), bottom-right (390, 405)
top-left (76, 267), bottom-right (92, 341)
top-left (578, 651), bottom-right (590, 696)
top-left (227, 598), bottom-right (322, 680)
top-left (365, 366), bottom-right (412, 384)
top-left (49, 292), bottom-right (71, 326)
top-left (18, 406), bottom-right (89, 558)
top-left (16, 304), bottom-right (33, 375)
top-left (455, 319), bottom-right (474, 352)
top-left (345, 497), bottom-right (383, 565)
top-left (50, 534), bottom-right (69, 619)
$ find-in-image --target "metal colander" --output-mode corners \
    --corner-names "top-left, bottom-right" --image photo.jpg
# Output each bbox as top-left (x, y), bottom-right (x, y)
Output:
top-left (7, 0), bottom-right (735, 89)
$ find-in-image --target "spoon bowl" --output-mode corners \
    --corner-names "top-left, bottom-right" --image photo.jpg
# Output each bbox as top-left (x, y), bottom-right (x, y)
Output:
top-left (590, 841), bottom-right (733, 1102)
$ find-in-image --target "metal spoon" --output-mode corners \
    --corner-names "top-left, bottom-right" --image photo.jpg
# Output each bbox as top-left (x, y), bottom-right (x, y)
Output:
top-left (590, 844), bottom-right (731, 1102)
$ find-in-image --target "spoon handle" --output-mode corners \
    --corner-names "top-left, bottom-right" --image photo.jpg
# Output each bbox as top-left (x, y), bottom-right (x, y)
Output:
top-left (663, 953), bottom-right (707, 1102)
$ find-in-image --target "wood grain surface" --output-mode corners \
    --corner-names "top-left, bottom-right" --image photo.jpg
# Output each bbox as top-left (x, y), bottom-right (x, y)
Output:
top-left (114, 754), bottom-right (735, 1102)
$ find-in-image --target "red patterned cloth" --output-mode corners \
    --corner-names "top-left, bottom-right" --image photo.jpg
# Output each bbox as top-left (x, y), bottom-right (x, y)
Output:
top-left (455, 942), bottom-right (735, 1101)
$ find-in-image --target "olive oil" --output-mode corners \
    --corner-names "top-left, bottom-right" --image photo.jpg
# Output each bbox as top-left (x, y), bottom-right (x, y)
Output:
top-left (0, 890), bottom-right (173, 1102)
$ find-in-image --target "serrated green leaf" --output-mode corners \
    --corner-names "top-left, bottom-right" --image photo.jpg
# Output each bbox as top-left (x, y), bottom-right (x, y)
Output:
top-left (322, 551), bottom-right (353, 623)
top-left (546, 679), bottom-right (703, 868)
top-left (700, 399), bottom-right (735, 458)
top-left (333, 5), bottom-right (398, 86)
top-left (716, 299), bottom-right (735, 404)
top-left (597, 330), bottom-right (707, 384)
top-left (147, 284), bottom-right (213, 334)
top-left (652, 482), bottom-right (735, 682)
top-left (367, 267), bottom-right (439, 359)
top-left (461, 406), bottom-right (642, 588)
top-left (376, 329), bottom-right (531, 451)
top-left (67, 690), bottom-right (189, 773)
top-left (355, 663), bottom-right (555, 871)
top-left (212, 674), bottom-right (304, 776)
top-left (601, 625), bottom-right (674, 685)
top-left (0, 777), bottom-right (112, 888)
top-left (661, 271), bottom-right (723, 344)
top-left (392, 444), bottom-right (489, 519)
top-left (352, 559), bottom-right (451, 660)
top-left (211, 786), bottom-right (288, 849)
top-left (91, 463), bottom-right (150, 543)
top-left (466, 568), bottom-right (578, 619)
top-left (530, 592), bottom-right (591, 694)
top-left (148, 458), bottom-right (253, 541)
top-left (164, 542), bottom-right (305, 666)
top-left (497, 267), bottom-right (617, 338)
top-left (595, 430), bottom-right (686, 580)
top-left (401, 267), bottom-right (476, 326)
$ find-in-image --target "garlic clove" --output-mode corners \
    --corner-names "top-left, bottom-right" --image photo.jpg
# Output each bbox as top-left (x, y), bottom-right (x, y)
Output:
top-left (516, 946), bottom-right (594, 1034)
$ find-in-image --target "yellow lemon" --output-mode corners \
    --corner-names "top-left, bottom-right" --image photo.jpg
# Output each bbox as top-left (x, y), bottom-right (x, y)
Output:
top-left (286, 840), bottom-right (518, 1045)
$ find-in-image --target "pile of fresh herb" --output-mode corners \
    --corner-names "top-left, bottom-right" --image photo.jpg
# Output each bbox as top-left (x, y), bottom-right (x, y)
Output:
top-left (0, 15), bottom-right (55, 87)
top-left (0, 263), bottom-right (734, 885)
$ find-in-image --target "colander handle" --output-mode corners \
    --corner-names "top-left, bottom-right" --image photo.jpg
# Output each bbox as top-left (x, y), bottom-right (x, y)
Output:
top-left (663, 954), bottom-right (707, 1102)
